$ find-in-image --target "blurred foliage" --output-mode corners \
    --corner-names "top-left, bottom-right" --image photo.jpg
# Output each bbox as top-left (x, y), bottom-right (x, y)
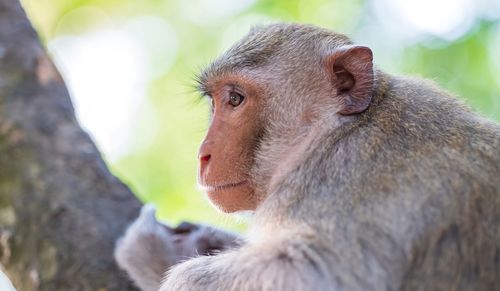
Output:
top-left (20, 0), bottom-right (499, 230)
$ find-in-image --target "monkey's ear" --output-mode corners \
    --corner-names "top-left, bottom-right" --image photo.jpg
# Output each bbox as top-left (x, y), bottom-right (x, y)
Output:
top-left (326, 45), bottom-right (374, 115)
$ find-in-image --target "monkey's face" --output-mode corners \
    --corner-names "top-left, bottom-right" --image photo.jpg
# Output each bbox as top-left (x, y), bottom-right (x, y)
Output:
top-left (197, 74), bottom-right (263, 213)
top-left (196, 25), bottom-right (375, 213)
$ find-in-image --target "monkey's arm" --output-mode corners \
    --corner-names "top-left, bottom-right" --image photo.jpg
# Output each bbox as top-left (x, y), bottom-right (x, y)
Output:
top-left (160, 236), bottom-right (332, 291)
top-left (114, 205), bottom-right (242, 291)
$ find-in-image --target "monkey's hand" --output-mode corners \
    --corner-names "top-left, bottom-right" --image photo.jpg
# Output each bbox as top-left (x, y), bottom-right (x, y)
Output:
top-left (114, 204), bottom-right (242, 291)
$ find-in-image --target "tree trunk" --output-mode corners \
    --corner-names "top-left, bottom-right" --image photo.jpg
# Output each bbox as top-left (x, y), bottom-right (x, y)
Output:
top-left (0, 0), bottom-right (143, 289)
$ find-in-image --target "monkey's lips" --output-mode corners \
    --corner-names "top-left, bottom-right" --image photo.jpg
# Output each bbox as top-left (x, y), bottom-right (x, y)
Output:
top-left (199, 180), bottom-right (248, 192)
top-left (201, 180), bottom-right (255, 212)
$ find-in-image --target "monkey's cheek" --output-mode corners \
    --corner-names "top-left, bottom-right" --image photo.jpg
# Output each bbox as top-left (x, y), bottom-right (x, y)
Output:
top-left (206, 184), bottom-right (257, 213)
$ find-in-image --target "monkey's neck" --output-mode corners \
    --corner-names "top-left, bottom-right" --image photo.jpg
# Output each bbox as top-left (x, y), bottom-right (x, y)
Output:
top-left (252, 71), bottom-right (391, 225)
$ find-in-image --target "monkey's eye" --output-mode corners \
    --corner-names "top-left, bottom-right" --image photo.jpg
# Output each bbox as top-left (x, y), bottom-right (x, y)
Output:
top-left (229, 92), bottom-right (245, 107)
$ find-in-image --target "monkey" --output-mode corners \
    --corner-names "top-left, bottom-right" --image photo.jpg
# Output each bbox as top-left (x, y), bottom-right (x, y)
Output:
top-left (114, 23), bottom-right (500, 291)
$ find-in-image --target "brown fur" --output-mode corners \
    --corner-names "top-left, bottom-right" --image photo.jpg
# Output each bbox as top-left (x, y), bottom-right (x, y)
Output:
top-left (115, 23), bottom-right (500, 291)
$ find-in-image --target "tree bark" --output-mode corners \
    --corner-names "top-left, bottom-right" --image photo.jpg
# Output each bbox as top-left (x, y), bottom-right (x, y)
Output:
top-left (0, 0), bottom-right (143, 289)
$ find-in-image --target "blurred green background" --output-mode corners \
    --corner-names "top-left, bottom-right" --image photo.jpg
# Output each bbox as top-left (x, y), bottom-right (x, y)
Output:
top-left (20, 0), bottom-right (500, 230)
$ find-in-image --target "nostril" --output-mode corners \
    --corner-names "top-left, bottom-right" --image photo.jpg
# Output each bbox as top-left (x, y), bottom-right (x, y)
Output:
top-left (200, 154), bottom-right (211, 163)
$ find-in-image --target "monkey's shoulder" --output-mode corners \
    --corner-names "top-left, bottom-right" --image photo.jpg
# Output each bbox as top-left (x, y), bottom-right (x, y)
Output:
top-left (383, 75), bottom-right (500, 144)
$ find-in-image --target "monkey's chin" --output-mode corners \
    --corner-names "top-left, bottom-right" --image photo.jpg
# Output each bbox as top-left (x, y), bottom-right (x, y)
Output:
top-left (205, 182), bottom-right (257, 213)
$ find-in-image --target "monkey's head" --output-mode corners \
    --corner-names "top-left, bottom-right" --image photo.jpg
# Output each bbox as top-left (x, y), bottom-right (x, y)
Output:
top-left (196, 24), bottom-right (375, 213)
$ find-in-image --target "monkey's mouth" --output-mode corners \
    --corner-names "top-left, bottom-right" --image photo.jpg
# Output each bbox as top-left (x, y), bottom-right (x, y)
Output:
top-left (200, 180), bottom-right (248, 192)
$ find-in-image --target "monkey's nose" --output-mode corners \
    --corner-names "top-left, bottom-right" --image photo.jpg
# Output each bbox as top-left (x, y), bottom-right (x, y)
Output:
top-left (199, 154), bottom-right (211, 163)
top-left (199, 154), bottom-right (211, 174)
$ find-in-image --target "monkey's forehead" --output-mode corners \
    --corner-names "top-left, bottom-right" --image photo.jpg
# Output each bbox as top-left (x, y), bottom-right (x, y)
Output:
top-left (197, 23), bottom-right (352, 90)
